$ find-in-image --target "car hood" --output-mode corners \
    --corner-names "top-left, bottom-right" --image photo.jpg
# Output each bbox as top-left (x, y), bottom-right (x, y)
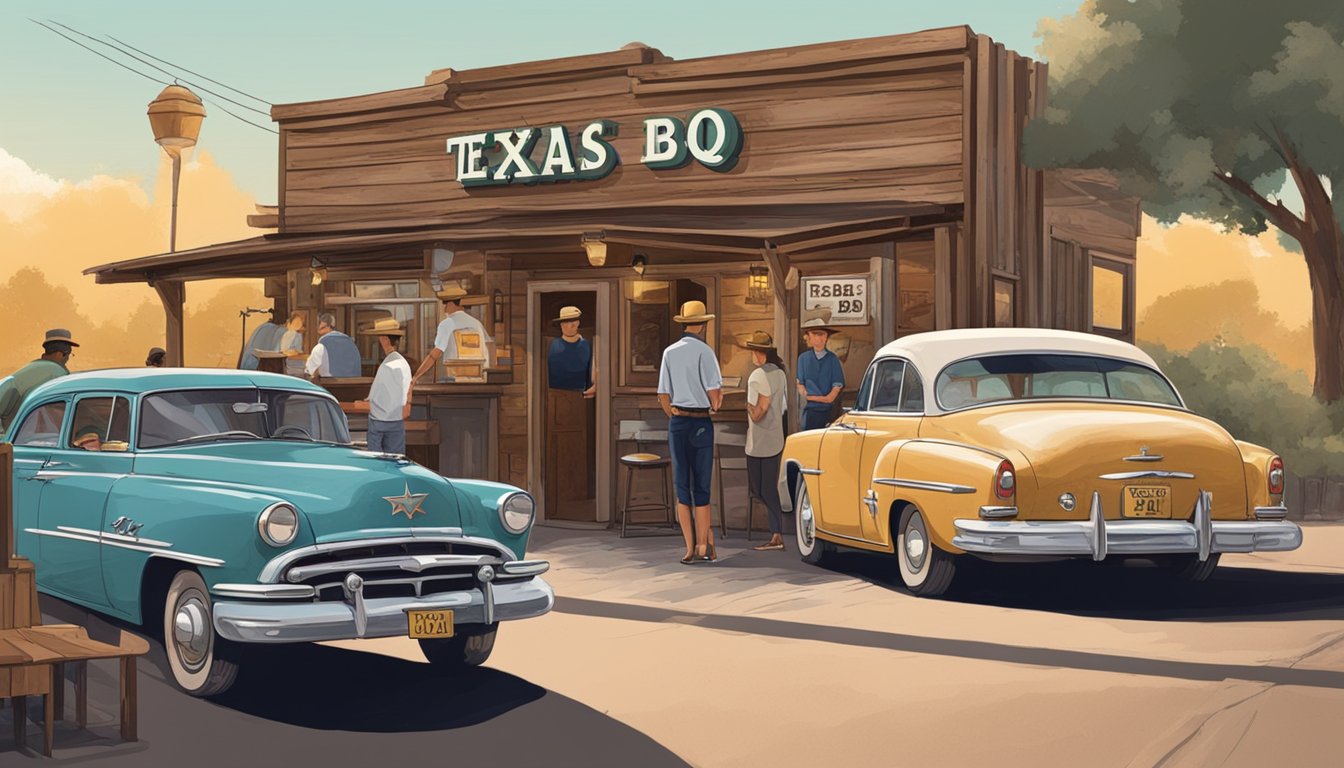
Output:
top-left (131, 442), bottom-right (463, 535)
top-left (924, 402), bottom-right (1250, 519)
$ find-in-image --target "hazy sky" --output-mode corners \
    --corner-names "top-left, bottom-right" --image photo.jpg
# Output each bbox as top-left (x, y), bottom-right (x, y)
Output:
top-left (1, 0), bottom-right (1077, 201)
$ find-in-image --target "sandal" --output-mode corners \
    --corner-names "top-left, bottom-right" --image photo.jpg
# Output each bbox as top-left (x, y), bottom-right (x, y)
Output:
top-left (752, 541), bottom-right (785, 551)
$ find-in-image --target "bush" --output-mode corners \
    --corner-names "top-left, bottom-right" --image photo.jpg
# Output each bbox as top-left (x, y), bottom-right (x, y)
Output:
top-left (1142, 342), bottom-right (1344, 475)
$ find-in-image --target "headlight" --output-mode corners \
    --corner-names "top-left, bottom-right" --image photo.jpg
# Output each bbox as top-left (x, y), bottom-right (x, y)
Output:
top-left (258, 503), bottom-right (299, 547)
top-left (499, 492), bottom-right (535, 534)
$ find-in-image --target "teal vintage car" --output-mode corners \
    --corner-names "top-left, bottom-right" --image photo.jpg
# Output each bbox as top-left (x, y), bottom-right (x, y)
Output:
top-left (5, 369), bottom-right (552, 696)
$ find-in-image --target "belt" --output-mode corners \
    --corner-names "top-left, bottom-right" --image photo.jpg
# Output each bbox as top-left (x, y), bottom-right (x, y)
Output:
top-left (672, 407), bottom-right (712, 417)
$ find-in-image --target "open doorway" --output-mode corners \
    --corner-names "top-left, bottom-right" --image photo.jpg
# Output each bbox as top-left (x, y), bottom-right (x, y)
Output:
top-left (538, 291), bottom-right (599, 521)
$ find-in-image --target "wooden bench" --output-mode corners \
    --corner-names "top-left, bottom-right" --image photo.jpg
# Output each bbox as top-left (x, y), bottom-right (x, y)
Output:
top-left (2, 624), bottom-right (149, 757)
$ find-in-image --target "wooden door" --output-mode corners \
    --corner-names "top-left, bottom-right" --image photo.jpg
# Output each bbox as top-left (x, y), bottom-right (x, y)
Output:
top-left (541, 291), bottom-right (598, 521)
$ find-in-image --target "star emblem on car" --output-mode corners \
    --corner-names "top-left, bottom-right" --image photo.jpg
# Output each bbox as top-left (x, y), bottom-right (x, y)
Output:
top-left (383, 483), bottom-right (429, 520)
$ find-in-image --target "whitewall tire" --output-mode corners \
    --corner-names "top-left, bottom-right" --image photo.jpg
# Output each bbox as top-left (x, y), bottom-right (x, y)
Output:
top-left (795, 477), bottom-right (831, 565)
top-left (163, 570), bottom-right (240, 697)
top-left (896, 505), bottom-right (957, 597)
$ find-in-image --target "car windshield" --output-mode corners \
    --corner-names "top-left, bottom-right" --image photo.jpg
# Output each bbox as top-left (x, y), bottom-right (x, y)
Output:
top-left (935, 354), bottom-right (1183, 410)
top-left (139, 388), bottom-right (351, 448)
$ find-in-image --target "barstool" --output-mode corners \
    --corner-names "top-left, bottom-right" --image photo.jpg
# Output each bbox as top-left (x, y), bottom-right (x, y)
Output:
top-left (619, 452), bottom-right (674, 537)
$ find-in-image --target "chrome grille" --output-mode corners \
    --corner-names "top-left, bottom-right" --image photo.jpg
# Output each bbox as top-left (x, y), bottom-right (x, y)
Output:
top-left (279, 539), bottom-right (513, 602)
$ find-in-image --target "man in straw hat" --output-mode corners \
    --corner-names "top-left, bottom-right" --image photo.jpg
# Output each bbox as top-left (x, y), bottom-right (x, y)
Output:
top-left (657, 300), bottom-right (723, 564)
top-left (0, 329), bottom-right (79, 432)
top-left (413, 285), bottom-right (495, 382)
top-left (741, 331), bottom-right (790, 551)
top-left (547, 305), bottom-right (595, 397)
top-left (796, 307), bottom-right (846, 431)
top-left (346, 318), bottom-right (414, 454)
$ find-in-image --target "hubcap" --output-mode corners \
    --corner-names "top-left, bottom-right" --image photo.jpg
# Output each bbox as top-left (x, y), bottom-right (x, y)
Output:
top-left (173, 598), bottom-right (210, 669)
top-left (799, 499), bottom-right (815, 548)
top-left (904, 516), bottom-right (928, 570)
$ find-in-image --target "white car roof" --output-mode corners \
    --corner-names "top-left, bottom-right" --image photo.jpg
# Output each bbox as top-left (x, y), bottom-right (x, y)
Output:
top-left (876, 328), bottom-right (1160, 380)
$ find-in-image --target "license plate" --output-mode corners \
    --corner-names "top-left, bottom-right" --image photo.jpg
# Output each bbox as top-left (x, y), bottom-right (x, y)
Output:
top-left (407, 609), bottom-right (454, 639)
top-left (1122, 485), bottom-right (1170, 518)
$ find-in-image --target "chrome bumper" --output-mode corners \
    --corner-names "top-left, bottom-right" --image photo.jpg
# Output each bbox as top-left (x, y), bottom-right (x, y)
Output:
top-left (953, 490), bottom-right (1302, 561)
top-left (213, 576), bottom-right (554, 644)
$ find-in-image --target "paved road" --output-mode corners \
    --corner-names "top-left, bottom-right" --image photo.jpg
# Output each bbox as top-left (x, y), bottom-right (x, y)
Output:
top-left (0, 597), bottom-right (687, 766)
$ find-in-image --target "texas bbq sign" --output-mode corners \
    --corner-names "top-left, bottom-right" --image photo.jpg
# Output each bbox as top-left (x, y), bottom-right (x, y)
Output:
top-left (444, 108), bottom-right (744, 187)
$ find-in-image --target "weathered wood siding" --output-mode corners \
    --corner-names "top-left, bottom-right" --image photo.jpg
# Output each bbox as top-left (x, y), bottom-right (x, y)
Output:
top-left (275, 29), bottom-right (973, 234)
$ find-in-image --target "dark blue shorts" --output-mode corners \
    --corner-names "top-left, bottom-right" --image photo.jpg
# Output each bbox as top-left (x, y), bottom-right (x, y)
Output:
top-left (668, 415), bottom-right (714, 506)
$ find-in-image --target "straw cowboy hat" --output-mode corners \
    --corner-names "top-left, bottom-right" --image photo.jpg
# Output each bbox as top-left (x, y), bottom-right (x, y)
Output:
top-left (551, 306), bottom-right (582, 325)
top-left (44, 328), bottom-right (80, 347)
top-left (738, 330), bottom-right (777, 351)
top-left (800, 307), bottom-right (838, 335)
top-left (435, 286), bottom-right (477, 303)
top-left (673, 300), bottom-right (715, 324)
top-left (359, 318), bottom-right (405, 337)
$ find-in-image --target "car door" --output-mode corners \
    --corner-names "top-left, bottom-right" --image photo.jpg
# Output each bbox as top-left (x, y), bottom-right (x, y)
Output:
top-left (859, 359), bottom-right (924, 544)
top-left (10, 399), bottom-right (71, 562)
top-left (35, 393), bottom-right (134, 608)
top-left (816, 365), bottom-right (875, 539)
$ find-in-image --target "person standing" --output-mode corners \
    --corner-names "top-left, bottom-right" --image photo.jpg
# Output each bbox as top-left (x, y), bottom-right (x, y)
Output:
top-left (346, 319), bottom-right (414, 454)
top-left (412, 286), bottom-right (496, 382)
top-left (305, 313), bottom-right (363, 379)
top-left (796, 307), bottom-right (845, 431)
top-left (547, 306), bottom-right (596, 397)
top-left (741, 331), bottom-right (789, 551)
top-left (279, 311), bottom-right (307, 377)
top-left (0, 329), bottom-right (78, 431)
top-left (657, 300), bottom-right (723, 564)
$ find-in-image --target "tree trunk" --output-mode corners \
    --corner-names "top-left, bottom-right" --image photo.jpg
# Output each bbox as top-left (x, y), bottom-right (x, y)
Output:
top-left (1298, 181), bottom-right (1344, 403)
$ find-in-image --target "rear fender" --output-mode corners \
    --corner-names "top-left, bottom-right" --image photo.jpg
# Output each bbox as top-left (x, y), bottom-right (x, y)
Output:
top-left (871, 440), bottom-right (1008, 553)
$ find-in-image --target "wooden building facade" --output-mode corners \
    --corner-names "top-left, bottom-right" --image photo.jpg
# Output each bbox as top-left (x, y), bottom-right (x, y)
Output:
top-left (88, 26), bottom-right (1140, 526)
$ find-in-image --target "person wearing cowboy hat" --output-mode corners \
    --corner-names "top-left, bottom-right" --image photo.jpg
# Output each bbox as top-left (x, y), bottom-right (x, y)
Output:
top-left (345, 318), bottom-right (415, 454)
top-left (657, 300), bottom-right (724, 564)
top-left (413, 285), bottom-right (496, 382)
top-left (796, 307), bottom-right (846, 431)
top-left (0, 329), bottom-right (79, 432)
top-left (740, 331), bottom-right (790, 551)
top-left (547, 306), bottom-right (596, 398)
top-left (145, 347), bottom-right (167, 367)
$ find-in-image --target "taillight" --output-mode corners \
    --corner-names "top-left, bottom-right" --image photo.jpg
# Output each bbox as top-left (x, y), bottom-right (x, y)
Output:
top-left (994, 460), bottom-right (1015, 500)
top-left (1268, 456), bottom-right (1284, 495)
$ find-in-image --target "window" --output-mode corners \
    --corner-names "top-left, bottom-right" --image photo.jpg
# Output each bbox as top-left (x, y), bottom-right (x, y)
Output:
top-left (899, 363), bottom-right (925, 413)
top-left (14, 401), bottom-right (67, 447)
top-left (1091, 256), bottom-right (1130, 337)
top-left (897, 241), bottom-right (936, 335)
top-left (936, 354), bottom-right (1182, 410)
top-left (272, 392), bottom-right (350, 443)
top-left (869, 360), bottom-right (907, 412)
top-left (139, 389), bottom-right (349, 448)
top-left (993, 278), bottom-right (1016, 327)
top-left (67, 396), bottom-right (131, 449)
top-left (621, 276), bottom-right (716, 387)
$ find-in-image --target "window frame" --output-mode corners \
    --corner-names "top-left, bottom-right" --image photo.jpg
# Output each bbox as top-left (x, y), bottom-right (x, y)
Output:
top-left (12, 399), bottom-right (71, 448)
top-left (933, 352), bottom-right (1187, 413)
top-left (1088, 253), bottom-right (1133, 339)
top-left (851, 356), bottom-right (925, 417)
top-left (65, 393), bottom-right (135, 450)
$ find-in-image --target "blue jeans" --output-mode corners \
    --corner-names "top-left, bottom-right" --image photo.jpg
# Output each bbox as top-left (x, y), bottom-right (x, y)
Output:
top-left (801, 408), bottom-right (832, 431)
top-left (668, 416), bottom-right (714, 506)
top-left (367, 418), bottom-right (406, 454)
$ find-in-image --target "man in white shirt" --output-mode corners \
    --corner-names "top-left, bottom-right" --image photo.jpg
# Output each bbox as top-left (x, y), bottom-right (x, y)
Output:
top-left (345, 318), bottom-right (413, 454)
top-left (412, 286), bottom-right (495, 383)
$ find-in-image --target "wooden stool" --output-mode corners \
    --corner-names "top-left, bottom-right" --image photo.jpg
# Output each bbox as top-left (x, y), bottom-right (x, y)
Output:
top-left (716, 455), bottom-right (754, 540)
top-left (619, 453), bottom-right (675, 537)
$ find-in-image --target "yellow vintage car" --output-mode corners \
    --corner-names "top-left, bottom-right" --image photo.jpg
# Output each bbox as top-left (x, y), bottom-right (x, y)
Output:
top-left (781, 328), bottom-right (1301, 597)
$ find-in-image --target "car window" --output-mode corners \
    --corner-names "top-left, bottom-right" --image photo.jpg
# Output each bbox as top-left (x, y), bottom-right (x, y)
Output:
top-left (869, 360), bottom-right (907, 413)
top-left (936, 354), bottom-right (1182, 410)
top-left (67, 396), bottom-right (132, 449)
top-left (271, 392), bottom-right (350, 443)
top-left (14, 401), bottom-right (67, 447)
top-left (140, 389), bottom-right (267, 448)
top-left (899, 364), bottom-right (925, 413)
top-left (855, 362), bottom-right (876, 412)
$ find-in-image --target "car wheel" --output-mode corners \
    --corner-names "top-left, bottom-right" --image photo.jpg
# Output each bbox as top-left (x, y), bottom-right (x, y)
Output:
top-left (163, 570), bottom-right (240, 697)
top-left (419, 624), bottom-right (498, 669)
top-left (794, 477), bottom-right (831, 565)
top-left (1162, 552), bottom-right (1221, 583)
top-left (896, 504), bottom-right (957, 597)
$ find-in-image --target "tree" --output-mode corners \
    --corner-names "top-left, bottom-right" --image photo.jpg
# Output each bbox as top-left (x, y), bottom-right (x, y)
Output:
top-left (1024, 0), bottom-right (1344, 400)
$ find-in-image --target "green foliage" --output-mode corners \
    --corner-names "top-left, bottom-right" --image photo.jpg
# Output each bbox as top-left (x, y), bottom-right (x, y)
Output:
top-left (1144, 341), bottom-right (1344, 474)
top-left (1025, 0), bottom-right (1344, 237)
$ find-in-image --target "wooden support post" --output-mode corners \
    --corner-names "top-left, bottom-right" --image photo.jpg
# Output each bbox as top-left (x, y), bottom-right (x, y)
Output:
top-left (75, 661), bottom-right (86, 729)
top-left (12, 695), bottom-right (25, 750)
top-left (120, 656), bottom-right (137, 742)
top-left (52, 662), bottom-right (64, 721)
top-left (153, 280), bottom-right (186, 368)
top-left (43, 688), bottom-right (53, 756)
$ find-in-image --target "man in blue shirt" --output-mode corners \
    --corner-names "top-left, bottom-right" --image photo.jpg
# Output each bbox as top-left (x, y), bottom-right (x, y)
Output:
top-left (547, 306), bottom-right (595, 396)
top-left (796, 307), bottom-right (845, 431)
top-left (657, 300), bottom-right (723, 564)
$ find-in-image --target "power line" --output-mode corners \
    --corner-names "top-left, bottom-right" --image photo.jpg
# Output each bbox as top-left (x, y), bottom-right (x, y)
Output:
top-left (106, 34), bottom-right (271, 106)
top-left (28, 19), bottom-right (277, 135)
top-left (47, 19), bottom-right (271, 117)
